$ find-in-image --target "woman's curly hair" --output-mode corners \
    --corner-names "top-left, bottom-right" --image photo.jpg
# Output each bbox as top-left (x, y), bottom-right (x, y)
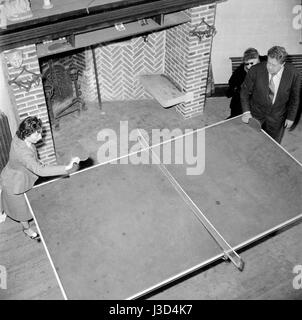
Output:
top-left (16, 116), bottom-right (42, 140)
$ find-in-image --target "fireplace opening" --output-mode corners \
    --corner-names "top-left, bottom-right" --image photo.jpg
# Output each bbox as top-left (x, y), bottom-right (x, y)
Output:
top-left (40, 51), bottom-right (86, 130)
top-left (32, 10), bottom-right (214, 166)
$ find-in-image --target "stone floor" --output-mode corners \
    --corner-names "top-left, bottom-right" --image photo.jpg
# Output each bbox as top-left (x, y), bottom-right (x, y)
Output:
top-left (0, 96), bottom-right (301, 300)
top-left (52, 98), bottom-right (225, 166)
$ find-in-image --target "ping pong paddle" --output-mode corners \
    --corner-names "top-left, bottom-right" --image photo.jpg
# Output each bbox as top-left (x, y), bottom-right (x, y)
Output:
top-left (62, 141), bottom-right (89, 179)
top-left (248, 117), bottom-right (261, 132)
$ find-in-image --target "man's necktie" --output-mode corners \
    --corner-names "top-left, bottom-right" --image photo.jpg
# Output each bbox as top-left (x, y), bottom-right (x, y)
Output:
top-left (268, 74), bottom-right (275, 103)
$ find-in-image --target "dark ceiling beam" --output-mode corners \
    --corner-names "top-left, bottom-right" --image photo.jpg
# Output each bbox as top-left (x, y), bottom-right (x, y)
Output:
top-left (2, 0), bottom-right (158, 31)
top-left (0, 0), bottom-right (217, 52)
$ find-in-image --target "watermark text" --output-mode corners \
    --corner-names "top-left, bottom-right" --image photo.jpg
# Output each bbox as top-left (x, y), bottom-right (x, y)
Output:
top-left (97, 121), bottom-right (205, 175)
top-left (0, 265), bottom-right (7, 290)
top-left (293, 265), bottom-right (302, 289)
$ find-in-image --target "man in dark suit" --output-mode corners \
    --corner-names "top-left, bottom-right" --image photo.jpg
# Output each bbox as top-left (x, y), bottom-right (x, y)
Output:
top-left (240, 46), bottom-right (301, 143)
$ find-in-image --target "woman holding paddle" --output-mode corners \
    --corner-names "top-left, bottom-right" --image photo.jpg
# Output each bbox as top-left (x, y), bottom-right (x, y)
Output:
top-left (0, 116), bottom-right (79, 241)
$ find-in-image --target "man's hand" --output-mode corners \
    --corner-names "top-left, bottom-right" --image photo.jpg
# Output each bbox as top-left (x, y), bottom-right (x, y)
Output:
top-left (284, 119), bottom-right (294, 129)
top-left (241, 112), bottom-right (252, 124)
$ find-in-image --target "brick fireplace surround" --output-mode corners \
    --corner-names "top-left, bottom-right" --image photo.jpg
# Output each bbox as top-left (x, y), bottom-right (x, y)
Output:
top-left (2, 3), bottom-right (216, 165)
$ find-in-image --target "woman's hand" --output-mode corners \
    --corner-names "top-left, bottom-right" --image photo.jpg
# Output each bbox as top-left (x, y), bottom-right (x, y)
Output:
top-left (65, 157), bottom-right (80, 175)
top-left (66, 162), bottom-right (79, 175)
top-left (65, 157), bottom-right (80, 171)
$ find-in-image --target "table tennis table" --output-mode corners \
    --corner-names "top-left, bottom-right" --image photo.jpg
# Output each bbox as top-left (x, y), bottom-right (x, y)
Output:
top-left (26, 117), bottom-right (302, 300)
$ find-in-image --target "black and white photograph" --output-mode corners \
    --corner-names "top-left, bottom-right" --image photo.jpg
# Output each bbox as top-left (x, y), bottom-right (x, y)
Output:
top-left (0, 0), bottom-right (301, 306)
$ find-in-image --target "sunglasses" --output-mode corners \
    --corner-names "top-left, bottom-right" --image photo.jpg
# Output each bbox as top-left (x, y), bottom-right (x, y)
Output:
top-left (244, 62), bottom-right (255, 66)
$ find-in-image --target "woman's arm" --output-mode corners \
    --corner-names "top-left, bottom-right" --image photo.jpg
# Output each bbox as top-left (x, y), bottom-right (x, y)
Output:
top-left (20, 151), bottom-right (68, 177)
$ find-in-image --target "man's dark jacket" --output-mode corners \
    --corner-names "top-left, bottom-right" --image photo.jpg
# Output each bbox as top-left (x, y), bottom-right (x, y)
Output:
top-left (240, 61), bottom-right (301, 123)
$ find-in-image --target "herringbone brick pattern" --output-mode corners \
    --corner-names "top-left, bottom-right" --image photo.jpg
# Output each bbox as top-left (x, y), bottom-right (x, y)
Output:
top-left (81, 49), bottom-right (98, 102)
top-left (95, 32), bottom-right (165, 101)
top-left (73, 51), bottom-right (86, 77)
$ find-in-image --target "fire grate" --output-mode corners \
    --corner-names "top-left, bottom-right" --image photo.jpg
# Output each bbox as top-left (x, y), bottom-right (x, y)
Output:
top-left (41, 58), bottom-right (86, 130)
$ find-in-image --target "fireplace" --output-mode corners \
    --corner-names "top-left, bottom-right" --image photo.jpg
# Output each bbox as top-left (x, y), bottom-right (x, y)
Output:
top-left (40, 54), bottom-right (86, 130)
top-left (1, 2), bottom-right (217, 165)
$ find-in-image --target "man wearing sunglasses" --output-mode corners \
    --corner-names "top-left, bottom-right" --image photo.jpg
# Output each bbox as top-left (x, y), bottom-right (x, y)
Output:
top-left (240, 46), bottom-right (301, 143)
top-left (226, 48), bottom-right (260, 118)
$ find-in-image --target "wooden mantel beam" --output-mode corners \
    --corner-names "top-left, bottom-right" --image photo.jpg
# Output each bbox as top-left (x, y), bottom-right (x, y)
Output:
top-left (0, 0), bottom-right (217, 52)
